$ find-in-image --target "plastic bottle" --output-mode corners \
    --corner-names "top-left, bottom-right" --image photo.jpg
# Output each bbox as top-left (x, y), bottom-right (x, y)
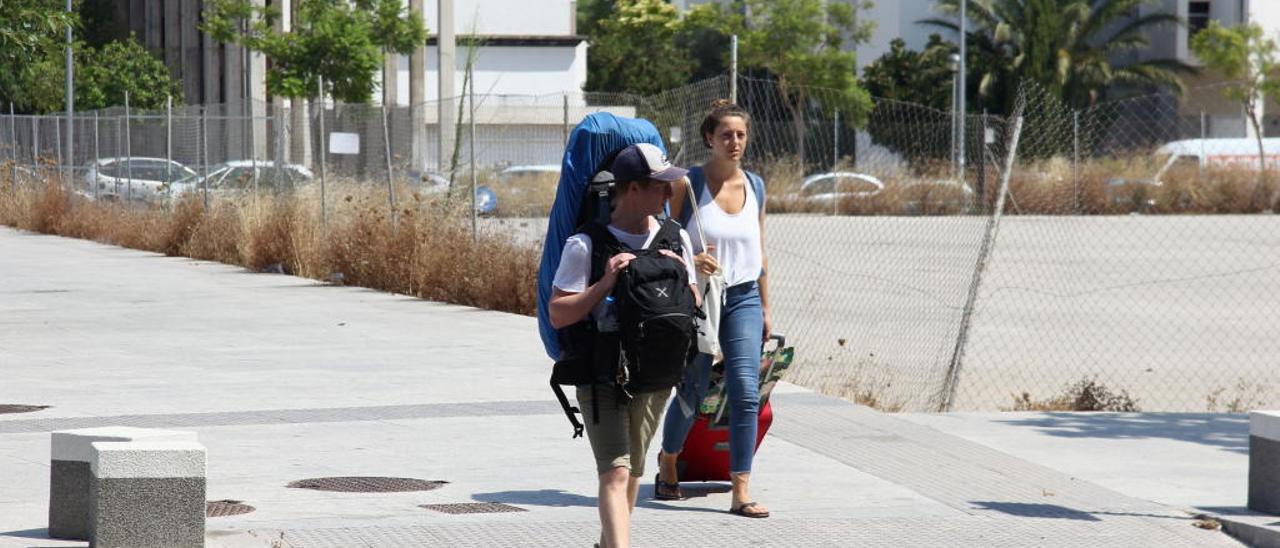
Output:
top-left (596, 295), bottom-right (619, 333)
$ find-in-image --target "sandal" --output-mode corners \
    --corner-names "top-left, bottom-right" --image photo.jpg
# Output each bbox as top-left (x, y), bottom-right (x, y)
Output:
top-left (653, 473), bottom-right (684, 501)
top-left (729, 501), bottom-right (770, 518)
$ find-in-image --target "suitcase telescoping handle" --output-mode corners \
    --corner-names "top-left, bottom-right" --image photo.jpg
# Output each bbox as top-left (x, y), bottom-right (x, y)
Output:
top-left (768, 333), bottom-right (786, 351)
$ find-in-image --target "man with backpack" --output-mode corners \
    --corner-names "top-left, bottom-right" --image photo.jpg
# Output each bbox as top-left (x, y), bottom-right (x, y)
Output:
top-left (547, 143), bottom-right (700, 548)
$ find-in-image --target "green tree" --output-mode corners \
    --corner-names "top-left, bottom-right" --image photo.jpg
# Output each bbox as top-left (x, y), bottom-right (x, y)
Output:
top-left (0, 0), bottom-right (76, 110)
top-left (921, 0), bottom-right (1193, 113)
top-left (584, 0), bottom-right (692, 95)
top-left (707, 0), bottom-right (876, 166)
top-left (860, 35), bottom-right (955, 109)
top-left (859, 35), bottom-right (958, 163)
top-left (1191, 21), bottom-right (1280, 210)
top-left (203, 0), bottom-right (427, 102)
top-left (17, 36), bottom-right (182, 113)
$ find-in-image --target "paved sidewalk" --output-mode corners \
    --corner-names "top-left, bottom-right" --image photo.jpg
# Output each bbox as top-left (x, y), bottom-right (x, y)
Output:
top-left (0, 227), bottom-right (1241, 547)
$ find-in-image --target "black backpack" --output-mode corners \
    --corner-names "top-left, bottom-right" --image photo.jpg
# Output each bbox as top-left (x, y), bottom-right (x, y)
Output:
top-left (592, 219), bottom-right (697, 393)
top-left (550, 218), bottom-right (696, 437)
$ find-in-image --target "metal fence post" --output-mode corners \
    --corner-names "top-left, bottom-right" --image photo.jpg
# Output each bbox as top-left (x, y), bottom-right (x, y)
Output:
top-left (1072, 110), bottom-right (1080, 213)
top-left (64, 0), bottom-right (73, 190)
top-left (201, 106), bottom-right (210, 209)
top-left (125, 90), bottom-right (133, 203)
top-left (250, 102), bottom-right (258, 200)
top-left (382, 105), bottom-right (396, 227)
top-left (32, 116), bottom-right (39, 171)
top-left (833, 110), bottom-right (840, 171)
top-left (166, 96), bottom-right (173, 201)
top-left (470, 78), bottom-right (478, 239)
top-left (54, 116), bottom-right (62, 187)
top-left (9, 103), bottom-right (16, 193)
top-left (1200, 111), bottom-right (1207, 180)
top-left (977, 111), bottom-right (987, 209)
top-left (92, 111), bottom-right (99, 200)
top-left (317, 78), bottom-right (327, 227)
top-left (939, 115), bottom-right (1024, 412)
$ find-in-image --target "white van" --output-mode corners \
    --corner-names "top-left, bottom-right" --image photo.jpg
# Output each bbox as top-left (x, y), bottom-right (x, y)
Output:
top-left (1153, 138), bottom-right (1280, 182)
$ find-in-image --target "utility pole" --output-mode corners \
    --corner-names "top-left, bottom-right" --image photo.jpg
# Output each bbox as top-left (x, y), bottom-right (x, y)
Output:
top-left (410, 0), bottom-right (426, 169)
top-left (438, 0), bottom-right (456, 173)
top-left (65, 0), bottom-right (74, 186)
top-left (730, 35), bottom-right (738, 104)
top-left (957, 0), bottom-right (967, 180)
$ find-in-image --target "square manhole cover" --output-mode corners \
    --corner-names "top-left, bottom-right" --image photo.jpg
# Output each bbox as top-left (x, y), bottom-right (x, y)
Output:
top-left (287, 477), bottom-right (448, 493)
top-left (420, 502), bottom-right (526, 514)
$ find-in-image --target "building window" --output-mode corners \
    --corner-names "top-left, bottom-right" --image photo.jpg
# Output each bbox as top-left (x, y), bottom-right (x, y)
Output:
top-left (1188, 1), bottom-right (1211, 41)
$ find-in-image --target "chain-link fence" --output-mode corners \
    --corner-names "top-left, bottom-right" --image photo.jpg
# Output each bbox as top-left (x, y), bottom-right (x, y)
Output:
top-left (2, 76), bottom-right (1278, 413)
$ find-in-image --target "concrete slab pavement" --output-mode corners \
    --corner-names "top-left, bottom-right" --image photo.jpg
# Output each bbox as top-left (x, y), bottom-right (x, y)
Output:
top-left (0, 227), bottom-right (1244, 547)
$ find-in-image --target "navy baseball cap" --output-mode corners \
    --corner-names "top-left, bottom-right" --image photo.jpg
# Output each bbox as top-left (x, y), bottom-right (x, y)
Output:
top-left (611, 143), bottom-right (688, 183)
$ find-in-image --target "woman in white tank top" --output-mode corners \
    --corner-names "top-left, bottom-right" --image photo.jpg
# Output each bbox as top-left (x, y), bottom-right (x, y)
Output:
top-left (655, 100), bottom-right (773, 518)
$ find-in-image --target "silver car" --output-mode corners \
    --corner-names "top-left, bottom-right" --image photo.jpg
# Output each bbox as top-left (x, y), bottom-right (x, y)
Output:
top-left (84, 157), bottom-right (196, 203)
top-left (168, 161), bottom-right (314, 199)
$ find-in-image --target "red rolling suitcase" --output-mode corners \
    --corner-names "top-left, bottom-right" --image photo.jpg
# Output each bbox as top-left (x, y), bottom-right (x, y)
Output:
top-left (675, 335), bottom-right (792, 482)
top-left (675, 400), bottom-right (773, 482)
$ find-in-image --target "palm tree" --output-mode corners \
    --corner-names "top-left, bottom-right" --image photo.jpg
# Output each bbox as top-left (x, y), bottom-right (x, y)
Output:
top-left (920, 0), bottom-right (1195, 114)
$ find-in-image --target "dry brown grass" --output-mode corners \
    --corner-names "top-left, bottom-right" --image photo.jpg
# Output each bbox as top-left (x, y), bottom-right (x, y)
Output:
top-left (1004, 377), bottom-right (1141, 412)
top-left (1000, 158), bottom-right (1275, 215)
top-left (0, 180), bottom-right (539, 316)
top-left (761, 154), bottom-right (1280, 216)
top-left (1205, 378), bottom-right (1271, 413)
top-left (488, 171), bottom-right (560, 217)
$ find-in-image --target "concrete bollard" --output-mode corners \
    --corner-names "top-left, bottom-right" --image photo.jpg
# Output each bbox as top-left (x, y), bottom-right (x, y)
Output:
top-left (49, 427), bottom-right (197, 540)
top-left (90, 440), bottom-right (207, 548)
top-left (1249, 411), bottom-right (1280, 514)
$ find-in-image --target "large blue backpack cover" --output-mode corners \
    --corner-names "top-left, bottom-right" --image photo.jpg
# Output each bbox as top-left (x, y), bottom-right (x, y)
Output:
top-left (537, 113), bottom-right (666, 361)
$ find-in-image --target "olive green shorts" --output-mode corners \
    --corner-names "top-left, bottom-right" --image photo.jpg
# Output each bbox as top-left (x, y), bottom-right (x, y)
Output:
top-left (576, 385), bottom-right (671, 477)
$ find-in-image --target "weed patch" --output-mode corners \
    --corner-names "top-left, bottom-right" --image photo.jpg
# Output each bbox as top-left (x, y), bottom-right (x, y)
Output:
top-left (1005, 377), bottom-right (1141, 412)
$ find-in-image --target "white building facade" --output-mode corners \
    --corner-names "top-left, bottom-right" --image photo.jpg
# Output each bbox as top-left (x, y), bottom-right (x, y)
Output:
top-left (388, 0), bottom-right (588, 104)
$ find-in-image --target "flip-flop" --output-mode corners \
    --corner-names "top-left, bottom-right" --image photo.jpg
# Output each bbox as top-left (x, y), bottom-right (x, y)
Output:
top-left (653, 473), bottom-right (684, 501)
top-left (729, 501), bottom-right (770, 518)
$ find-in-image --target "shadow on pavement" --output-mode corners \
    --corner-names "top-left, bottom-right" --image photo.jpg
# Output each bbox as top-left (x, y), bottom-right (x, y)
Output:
top-left (472, 487), bottom-right (730, 515)
top-left (996, 413), bottom-right (1247, 454)
top-left (471, 489), bottom-right (597, 508)
top-left (970, 501), bottom-right (1101, 521)
top-left (0, 528), bottom-right (55, 539)
top-left (674, 482), bottom-right (733, 499)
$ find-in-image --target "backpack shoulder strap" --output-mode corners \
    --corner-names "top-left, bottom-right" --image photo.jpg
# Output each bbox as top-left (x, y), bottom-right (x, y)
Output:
top-left (651, 217), bottom-right (685, 254)
top-left (678, 166), bottom-right (706, 227)
top-left (745, 169), bottom-right (765, 211)
top-left (580, 222), bottom-right (623, 285)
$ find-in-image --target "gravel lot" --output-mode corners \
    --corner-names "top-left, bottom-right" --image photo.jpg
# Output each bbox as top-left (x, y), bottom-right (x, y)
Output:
top-left (494, 214), bottom-right (1280, 411)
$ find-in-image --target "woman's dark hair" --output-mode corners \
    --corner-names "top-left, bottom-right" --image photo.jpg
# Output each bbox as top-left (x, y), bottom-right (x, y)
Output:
top-left (699, 99), bottom-right (751, 149)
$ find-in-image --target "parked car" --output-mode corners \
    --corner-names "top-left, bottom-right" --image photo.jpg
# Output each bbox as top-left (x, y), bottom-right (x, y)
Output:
top-left (168, 161), bottom-right (313, 198)
top-left (84, 157), bottom-right (196, 203)
top-left (498, 164), bottom-right (561, 181)
top-left (493, 164), bottom-right (559, 215)
top-left (799, 172), bottom-right (886, 204)
top-left (1155, 137), bottom-right (1280, 179)
top-left (405, 168), bottom-right (498, 215)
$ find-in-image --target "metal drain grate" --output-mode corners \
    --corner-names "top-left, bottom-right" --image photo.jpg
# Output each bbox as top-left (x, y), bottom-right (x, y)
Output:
top-left (419, 502), bottom-right (526, 514)
top-left (286, 477), bottom-right (449, 493)
top-left (206, 500), bottom-right (255, 517)
top-left (0, 405), bottom-right (49, 415)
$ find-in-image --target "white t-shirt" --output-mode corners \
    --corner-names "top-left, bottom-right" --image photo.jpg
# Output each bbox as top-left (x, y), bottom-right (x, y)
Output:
top-left (685, 176), bottom-right (763, 287)
top-left (552, 219), bottom-right (697, 319)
